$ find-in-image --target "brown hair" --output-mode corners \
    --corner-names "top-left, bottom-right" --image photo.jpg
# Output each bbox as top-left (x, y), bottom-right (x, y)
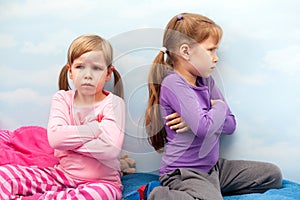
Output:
top-left (58, 34), bottom-right (124, 98)
top-left (145, 13), bottom-right (223, 151)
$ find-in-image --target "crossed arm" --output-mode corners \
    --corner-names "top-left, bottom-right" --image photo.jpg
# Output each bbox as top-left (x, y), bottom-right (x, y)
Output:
top-left (47, 91), bottom-right (125, 161)
top-left (165, 99), bottom-right (224, 133)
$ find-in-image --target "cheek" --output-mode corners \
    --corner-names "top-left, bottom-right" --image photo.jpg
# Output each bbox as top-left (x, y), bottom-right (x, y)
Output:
top-left (95, 72), bottom-right (106, 83)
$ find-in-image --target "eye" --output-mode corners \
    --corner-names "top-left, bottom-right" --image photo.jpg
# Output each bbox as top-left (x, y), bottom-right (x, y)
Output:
top-left (75, 65), bottom-right (84, 69)
top-left (92, 66), bottom-right (103, 71)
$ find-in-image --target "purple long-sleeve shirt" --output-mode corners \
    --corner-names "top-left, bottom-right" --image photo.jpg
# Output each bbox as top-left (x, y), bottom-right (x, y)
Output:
top-left (159, 72), bottom-right (236, 176)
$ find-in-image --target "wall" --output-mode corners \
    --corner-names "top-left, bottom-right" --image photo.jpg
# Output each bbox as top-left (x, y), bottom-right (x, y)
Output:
top-left (0, 0), bottom-right (299, 182)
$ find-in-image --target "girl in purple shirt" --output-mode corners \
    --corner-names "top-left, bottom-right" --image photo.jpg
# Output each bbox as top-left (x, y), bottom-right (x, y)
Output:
top-left (145, 13), bottom-right (282, 200)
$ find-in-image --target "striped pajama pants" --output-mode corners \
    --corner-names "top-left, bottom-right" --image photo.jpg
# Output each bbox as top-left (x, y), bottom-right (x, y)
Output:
top-left (0, 164), bottom-right (122, 200)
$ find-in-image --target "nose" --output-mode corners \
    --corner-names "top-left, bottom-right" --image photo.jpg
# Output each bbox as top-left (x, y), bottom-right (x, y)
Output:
top-left (212, 53), bottom-right (219, 63)
top-left (84, 68), bottom-right (92, 79)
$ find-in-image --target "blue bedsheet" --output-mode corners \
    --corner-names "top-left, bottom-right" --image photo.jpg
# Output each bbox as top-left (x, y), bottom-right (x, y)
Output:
top-left (121, 173), bottom-right (300, 200)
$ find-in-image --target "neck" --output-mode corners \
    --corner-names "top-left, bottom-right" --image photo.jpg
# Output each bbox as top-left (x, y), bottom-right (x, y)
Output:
top-left (74, 91), bottom-right (106, 107)
top-left (174, 65), bottom-right (197, 86)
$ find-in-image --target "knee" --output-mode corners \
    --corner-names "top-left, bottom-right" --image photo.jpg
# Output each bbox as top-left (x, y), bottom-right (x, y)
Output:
top-left (267, 163), bottom-right (283, 189)
top-left (148, 186), bottom-right (166, 200)
top-left (148, 186), bottom-right (171, 200)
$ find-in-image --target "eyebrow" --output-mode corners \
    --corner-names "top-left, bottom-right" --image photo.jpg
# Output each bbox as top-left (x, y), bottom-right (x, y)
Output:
top-left (72, 61), bottom-right (106, 67)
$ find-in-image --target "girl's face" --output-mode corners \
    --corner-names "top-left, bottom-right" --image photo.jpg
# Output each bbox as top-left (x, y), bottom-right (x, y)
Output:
top-left (68, 50), bottom-right (112, 98)
top-left (189, 36), bottom-right (219, 78)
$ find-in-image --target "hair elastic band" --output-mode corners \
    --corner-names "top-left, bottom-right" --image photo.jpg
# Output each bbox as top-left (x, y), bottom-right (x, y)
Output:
top-left (160, 47), bottom-right (167, 54)
top-left (177, 14), bottom-right (183, 20)
top-left (110, 65), bottom-right (115, 71)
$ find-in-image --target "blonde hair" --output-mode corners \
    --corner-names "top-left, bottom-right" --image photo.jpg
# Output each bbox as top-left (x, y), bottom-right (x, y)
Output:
top-left (58, 34), bottom-right (124, 98)
top-left (145, 13), bottom-right (223, 151)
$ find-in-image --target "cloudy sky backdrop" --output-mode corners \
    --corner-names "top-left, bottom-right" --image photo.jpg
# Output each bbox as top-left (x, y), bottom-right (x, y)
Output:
top-left (1, 0), bottom-right (300, 183)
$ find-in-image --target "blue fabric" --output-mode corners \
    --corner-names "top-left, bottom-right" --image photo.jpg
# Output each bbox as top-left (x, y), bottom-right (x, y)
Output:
top-left (144, 181), bottom-right (161, 198)
top-left (223, 180), bottom-right (300, 200)
top-left (121, 173), bottom-right (159, 200)
top-left (121, 173), bottom-right (300, 200)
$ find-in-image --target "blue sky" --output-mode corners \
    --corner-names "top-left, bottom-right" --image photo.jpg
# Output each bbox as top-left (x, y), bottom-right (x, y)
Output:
top-left (0, 0), bottom-right (300, 183)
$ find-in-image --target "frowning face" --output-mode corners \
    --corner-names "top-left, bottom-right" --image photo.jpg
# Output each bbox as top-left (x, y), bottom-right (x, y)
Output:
top-left (189, 36), bottom-right (220, 78)
top-left (68, 51), bottom-right (112, 99)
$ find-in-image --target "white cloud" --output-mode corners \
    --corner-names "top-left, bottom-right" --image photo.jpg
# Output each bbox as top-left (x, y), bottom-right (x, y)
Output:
top-left (0, 0), bottom-right (100, 19)
top-left (218, 1), bottom-right (300, 42)
top-left (262, 45), bottom-right (300, 76)
top-left (220, 133), bottom-right (300, 182)
top-left (244, 141), bottom-right (300, 161)
top-left (217, 63), bottom-right (268, 86)
top-left (1, 64), bottom-right (60, 88)
top-left (0, 34), bottom-right (18, 48)
top-left (0, 88), bottom-right (50, 105)
top-left (20, 29), bottom-right (75, 55)
top-left (214, 46), bottom-right (300, 88)
top-left (0, 113), bottom-right (19, 130)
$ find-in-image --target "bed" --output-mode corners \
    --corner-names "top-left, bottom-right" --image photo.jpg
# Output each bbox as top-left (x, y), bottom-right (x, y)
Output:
top-left (1, 126), bottom-right (299, 199)
top-left (121, 173), bottom-right (300, 200)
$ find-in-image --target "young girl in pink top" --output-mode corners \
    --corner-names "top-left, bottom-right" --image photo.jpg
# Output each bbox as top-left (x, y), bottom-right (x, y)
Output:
top-left (0, 34), bottom-right (125, 199)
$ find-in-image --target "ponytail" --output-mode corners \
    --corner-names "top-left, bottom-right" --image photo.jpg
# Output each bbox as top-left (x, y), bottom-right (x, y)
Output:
top-left (145, 51), bottom-right (170, 152)
top-left (111, 68), bottom-right (124, 99)
top-left (58, 65), bottom-right (71, 91)
top-left (146, 13), bottom-right (223, 152)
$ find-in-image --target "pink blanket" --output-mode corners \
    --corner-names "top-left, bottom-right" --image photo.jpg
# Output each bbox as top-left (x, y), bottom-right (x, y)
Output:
top-left (0, 126), bottom-right (58, 167)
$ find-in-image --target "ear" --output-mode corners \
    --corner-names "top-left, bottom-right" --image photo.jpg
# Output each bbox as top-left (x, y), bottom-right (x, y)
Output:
top-left (179, 44), bottom-right (190, 60)
top-left (105, 67), bottom-right (113, 82)
top-left (66, 64), bottom-right (73, 80)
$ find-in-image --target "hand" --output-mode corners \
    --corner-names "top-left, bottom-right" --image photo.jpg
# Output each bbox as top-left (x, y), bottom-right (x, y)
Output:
top-left (165, 112), bottom-right (189, 133)
top-left (210, 99), bottom-right (224, 106)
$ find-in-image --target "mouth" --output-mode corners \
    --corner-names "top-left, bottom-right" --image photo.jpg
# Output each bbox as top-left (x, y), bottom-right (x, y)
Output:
top-left (81, 83), bottom-right (94, 87)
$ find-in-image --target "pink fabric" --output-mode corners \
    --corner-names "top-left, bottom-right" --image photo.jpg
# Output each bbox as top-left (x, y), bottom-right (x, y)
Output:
top-left (0, 126), bottom-right (58, 168)
top-left (0, 164), bottom-right (122, 200)
top-left (47, 90), bottom-right (125, 187)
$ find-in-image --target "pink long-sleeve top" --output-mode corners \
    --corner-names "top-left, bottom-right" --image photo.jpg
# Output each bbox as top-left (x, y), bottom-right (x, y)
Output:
top-left (47, 90), bottom-right (125, 188)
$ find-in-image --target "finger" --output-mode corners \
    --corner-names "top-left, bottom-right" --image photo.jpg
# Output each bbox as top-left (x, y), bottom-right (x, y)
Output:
top-left (177, 121), bottom-right (185, 129)
top-left (169, 121), bottom-right (185, 130)
top-left (166, 117), bottom-right (182, 126)
top-left (176, 121), bottom-right (189, 132)
top-left (165, 112), bottom-right (179, 120)
top-left (176, 126), bottom-right (190, 133)
top-left (169, 122), bottom-right (179, 130)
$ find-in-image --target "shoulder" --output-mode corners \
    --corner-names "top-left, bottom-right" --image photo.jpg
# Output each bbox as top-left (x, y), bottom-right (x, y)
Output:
top-left (101, 91), bottom-right (125, 108)
top-left (51, 90), bottom-right (74, 102)
top-left (160, 73), bottom-right (188, 101)
top-left (110, 93), bottom-right (125, 106)
top-left (96, 92), bottom-right (125, 117)
top-left (162, 72), bottom-right (182, 84)
top-left (162, 72), bottom-right (186, 90)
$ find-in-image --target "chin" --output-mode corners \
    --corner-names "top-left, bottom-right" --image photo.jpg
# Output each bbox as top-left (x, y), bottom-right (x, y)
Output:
top-left (79, 89), bottom-right (96, 95)
top-left (202, 74), bottom-right (211, 78)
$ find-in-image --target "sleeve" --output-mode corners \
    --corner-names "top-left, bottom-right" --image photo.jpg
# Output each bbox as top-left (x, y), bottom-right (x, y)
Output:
top-left (160, 75), bottom-right (232, 139)
top-left (208, 78), bottom-right (236, 135)
top-left (73, 96), bottom-right (125, 161)
top-left (47, 91), bottom-right (103, 150)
